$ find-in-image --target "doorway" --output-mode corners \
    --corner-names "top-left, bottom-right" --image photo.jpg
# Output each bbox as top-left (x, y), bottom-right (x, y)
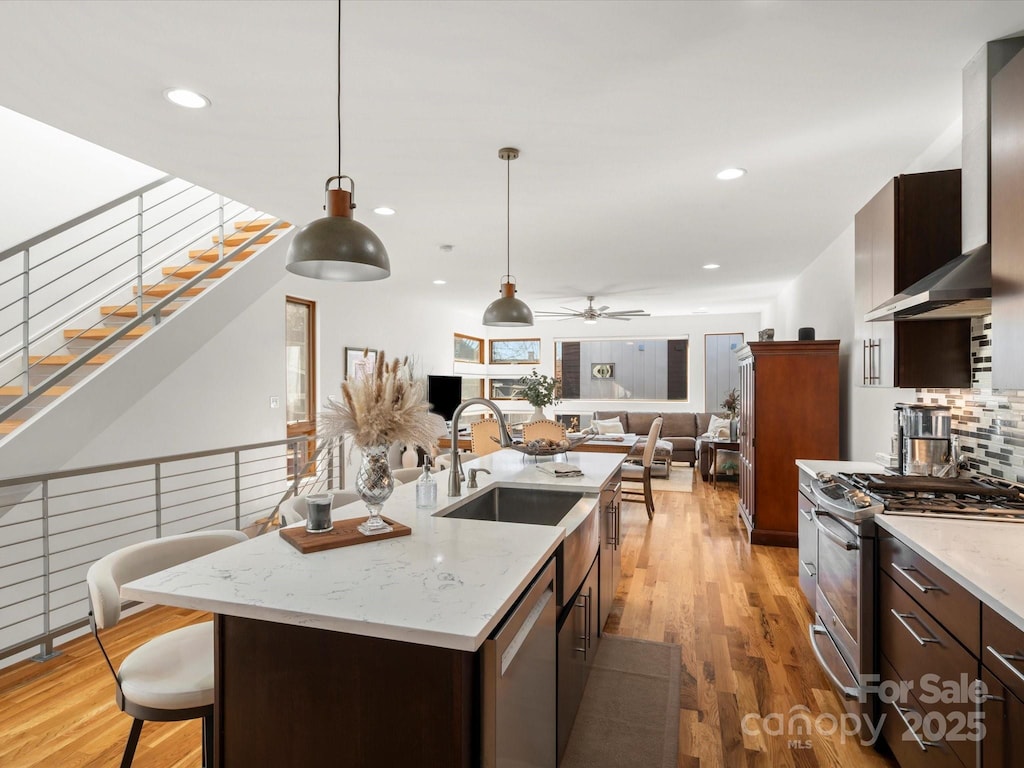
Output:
top-left (286, 296), bottom-right (316, 478)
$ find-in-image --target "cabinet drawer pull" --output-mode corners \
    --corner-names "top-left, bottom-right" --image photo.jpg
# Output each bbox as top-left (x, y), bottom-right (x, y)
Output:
top-left (890, 609), bottom-right (939, 646)
top-left (892, 563), bottom-right (942, 594)
top-left (800, 560), bottom-right (816, 578)
top-left (799, 482), bottom-right (813, 497)
top-left (893, 705), bottom-right (941, 751)
top-left (800, 507), bottom-right (813, 522)
top-left (987, 645), bottom-right (1024, 686)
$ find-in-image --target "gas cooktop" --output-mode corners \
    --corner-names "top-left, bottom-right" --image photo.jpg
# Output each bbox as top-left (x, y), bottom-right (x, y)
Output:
top-left (840, 472), bottom-right (1024, 522)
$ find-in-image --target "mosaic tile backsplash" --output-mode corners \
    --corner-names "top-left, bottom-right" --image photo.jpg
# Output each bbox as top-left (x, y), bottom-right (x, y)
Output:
top-left (917, 314), bottom-right (1024, 482)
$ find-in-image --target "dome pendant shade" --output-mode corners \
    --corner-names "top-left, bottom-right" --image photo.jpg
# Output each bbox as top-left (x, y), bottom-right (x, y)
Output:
top-left (286, 185), bottom-right (390, 281)
top-left (483, 279), bottom-right (534, 327)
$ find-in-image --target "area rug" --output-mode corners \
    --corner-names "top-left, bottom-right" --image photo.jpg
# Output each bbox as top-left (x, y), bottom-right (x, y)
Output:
top-left (651, 464), bottom-right (693, 493)
top-left (561, 635), bottom-right (681, 768)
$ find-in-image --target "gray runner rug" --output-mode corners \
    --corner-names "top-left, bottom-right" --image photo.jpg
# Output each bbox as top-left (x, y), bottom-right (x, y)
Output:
top-left (561, 634), bottom-right (681, 768)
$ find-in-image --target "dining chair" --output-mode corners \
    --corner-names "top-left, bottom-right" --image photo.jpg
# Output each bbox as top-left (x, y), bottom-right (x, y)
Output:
top-left (470, 419), bottom-right (503, 455)
top-left (86, 529), bottom-right (249, 768)
top-left (522, 419), bottom-right (567, 443)
top-left (621, 417), bottom-right (663, 520)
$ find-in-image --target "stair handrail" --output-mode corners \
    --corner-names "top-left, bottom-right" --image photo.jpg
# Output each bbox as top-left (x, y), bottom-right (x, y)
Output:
top-left (0, 175), bottom-right (173, 264)
top-left (0, 432), bottom-right (345, 663)
top-left (0, 183), bottom-right (288, 425)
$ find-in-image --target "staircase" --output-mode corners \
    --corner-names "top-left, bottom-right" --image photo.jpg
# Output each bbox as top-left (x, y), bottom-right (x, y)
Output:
top-left (0, 177), bottom-right (290, 438)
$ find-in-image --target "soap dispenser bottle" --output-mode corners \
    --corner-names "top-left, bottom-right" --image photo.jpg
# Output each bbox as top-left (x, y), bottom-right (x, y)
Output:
top-left (416, 458), bottom-right (437, 509)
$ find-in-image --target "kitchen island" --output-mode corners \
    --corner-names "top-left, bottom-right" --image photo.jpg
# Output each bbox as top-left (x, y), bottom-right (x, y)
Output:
top-left (122, 449), bottom-right (625, 768)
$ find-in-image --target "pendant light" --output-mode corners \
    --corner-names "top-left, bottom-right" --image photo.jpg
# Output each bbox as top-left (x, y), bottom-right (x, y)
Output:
top-left (285, 0), bottom-right (390, 281)
top-left (483, 147), bottom-right (534, 327)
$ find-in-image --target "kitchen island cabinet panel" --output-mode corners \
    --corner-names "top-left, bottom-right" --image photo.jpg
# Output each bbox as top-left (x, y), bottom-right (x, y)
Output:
top-left (214, 614), bottom-right (476, 768)
top-left (737, 341), bottom-right (839, 547)
top-left (982, 666), bottom-right (1024, 768)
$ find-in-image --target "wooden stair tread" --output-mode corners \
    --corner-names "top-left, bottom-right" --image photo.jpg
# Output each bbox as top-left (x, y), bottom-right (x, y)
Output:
top-left (0, 385), bottom-right (71, 397)
top-left (212, 232), bottom-right (276, 247)
top-left (135, 284), bottom-right (206, 298)
top-left (100, 303), bottom-right (182, 318)
top-left (188, 248), bottom-right (255, 262)
top-left (162, 264), bottom-right (233, 279)
top-left (0, 421), bottom-right (23, 435)
top-left (29, 354), bottom-right (113, 366)
top-left (233, 219), bottom-right (289, 232)
top-left (63, 327), bottom-right (150, 340)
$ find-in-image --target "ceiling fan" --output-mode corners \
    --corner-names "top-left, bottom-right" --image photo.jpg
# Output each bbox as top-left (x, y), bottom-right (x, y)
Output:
top-left (534, 296), bottom-right (650, 323)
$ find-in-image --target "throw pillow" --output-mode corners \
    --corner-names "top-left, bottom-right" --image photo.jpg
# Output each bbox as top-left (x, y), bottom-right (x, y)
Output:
top-left (707, 415), bottom-right (731, 439)
top-left (592, 417), bottom-right (625, 435)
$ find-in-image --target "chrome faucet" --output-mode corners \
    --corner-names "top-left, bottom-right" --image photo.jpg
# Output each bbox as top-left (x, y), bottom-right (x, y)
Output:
top-left (448, 398), bottom-right (513, 497)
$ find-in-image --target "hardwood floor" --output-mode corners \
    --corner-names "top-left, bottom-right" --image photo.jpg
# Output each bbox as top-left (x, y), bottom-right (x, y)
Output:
top-left (0, 472), bottom-right (897, 767)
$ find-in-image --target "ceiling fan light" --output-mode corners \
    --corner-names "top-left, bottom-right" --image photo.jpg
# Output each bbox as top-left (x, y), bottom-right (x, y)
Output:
top-left (483, 280), bottom-right (534, 327)
top-left (583, 318), bottom-right (598, 325)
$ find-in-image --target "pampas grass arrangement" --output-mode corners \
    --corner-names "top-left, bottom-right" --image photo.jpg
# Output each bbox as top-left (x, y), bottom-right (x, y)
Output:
top-left (321, 350), bottom-right (437, 451)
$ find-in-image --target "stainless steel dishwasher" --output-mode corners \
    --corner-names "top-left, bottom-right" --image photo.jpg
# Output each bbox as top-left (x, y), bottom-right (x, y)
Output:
top-left (481, 558), bottom-right (557, 768)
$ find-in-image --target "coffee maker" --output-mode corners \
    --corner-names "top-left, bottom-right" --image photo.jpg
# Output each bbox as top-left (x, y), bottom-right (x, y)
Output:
top-left (894, 403), bottom-right (952, 476)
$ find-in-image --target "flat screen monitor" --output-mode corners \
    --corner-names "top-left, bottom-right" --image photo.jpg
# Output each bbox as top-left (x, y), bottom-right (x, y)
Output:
top-left (427, 375), bottom-right (462, 422)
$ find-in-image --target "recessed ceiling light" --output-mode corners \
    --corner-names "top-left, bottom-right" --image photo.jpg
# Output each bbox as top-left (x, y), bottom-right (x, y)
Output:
top-left (373, 207), bottom-right (396, 216)
top-left (693, 308), bottom-right (709, 314)
top-left (164, 88), bottom-right (210, 109)
top-left (432, 279), bottom-right (447, 285)
top-left (703, 263), bottom-right (720, 270)
top-left (716, 167), bottom-right (746, 181)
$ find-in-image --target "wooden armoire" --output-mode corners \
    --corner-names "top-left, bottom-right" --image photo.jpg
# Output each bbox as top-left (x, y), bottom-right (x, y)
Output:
top-left (736, 340), bottom-right (840, 546)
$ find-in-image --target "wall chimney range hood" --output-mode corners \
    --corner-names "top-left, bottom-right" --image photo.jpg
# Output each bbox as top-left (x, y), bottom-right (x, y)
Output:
top-left (867, 35), bottom-right (1024, 323)
top-left (865, 244), bottom-right (991, 321)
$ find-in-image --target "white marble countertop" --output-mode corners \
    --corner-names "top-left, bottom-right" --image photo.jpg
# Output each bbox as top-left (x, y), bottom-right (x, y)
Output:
top-left (122, 449), bottom-right (624, 652)
top-left (876, 514), bottom-right (1024, 633)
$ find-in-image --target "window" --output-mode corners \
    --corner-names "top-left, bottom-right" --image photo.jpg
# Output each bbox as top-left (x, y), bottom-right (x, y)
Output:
top-left (286, 297), bottom-right (316, 478)
top-left (489, 338), bottom-right (541, 364)
top-left (489, 378), bottom-right (526, 400)
top-left (554, 337), bottom-right (689, 401)
top-left (454, 333), bottom-right (484, 363)
top-left (461, 377), bottom-right (484, 400)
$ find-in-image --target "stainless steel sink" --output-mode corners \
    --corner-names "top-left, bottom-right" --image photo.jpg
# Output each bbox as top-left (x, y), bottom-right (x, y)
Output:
top-left (438, 486), bottom-right (598, 610)
top-left (440, 487), bottom-right (584, 526)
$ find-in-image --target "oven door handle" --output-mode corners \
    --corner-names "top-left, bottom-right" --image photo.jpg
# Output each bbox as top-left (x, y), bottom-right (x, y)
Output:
top-left (812, 509), bottom-right (859, 551)
top-left (809, 624), bottom-right (862, 701)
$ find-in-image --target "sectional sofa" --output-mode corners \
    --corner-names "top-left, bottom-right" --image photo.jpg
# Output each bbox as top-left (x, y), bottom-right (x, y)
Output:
top-left (592, 410), bottom-right (726, 470)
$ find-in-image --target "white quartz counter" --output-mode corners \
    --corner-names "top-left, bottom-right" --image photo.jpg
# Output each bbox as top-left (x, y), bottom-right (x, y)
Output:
top-left (122, 449), bottom-right (624, 652)
top-left (876, 514), bottom-right (1024, 633)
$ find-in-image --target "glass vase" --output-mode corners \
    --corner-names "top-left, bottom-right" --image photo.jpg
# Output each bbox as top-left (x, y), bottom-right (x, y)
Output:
top-left (355, 444), bottom-right (395, 535)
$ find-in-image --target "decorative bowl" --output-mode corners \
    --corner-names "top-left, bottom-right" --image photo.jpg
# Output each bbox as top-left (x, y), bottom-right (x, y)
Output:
top-left (499, 433), bottom-right (594, 456)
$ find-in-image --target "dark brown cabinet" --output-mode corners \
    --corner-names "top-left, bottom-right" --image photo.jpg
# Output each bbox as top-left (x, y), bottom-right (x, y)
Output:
top-left (598, 476), bottom-right (621, 632)
top-left (736, 341), bottom-right (839, 547)
top-left (853, 170), bottom-right (971, 389)
top-left (557, 553), bottom-right (599, 762)
top-left (991, 47), bottom-right (1024, 389)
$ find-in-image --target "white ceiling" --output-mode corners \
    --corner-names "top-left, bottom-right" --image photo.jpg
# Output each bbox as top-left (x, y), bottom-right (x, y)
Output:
top-left (2, 0), bottom-right (1024, 320)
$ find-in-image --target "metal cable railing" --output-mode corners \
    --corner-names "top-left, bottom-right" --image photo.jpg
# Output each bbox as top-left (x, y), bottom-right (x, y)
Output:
top-left (0, 434), bottom-right (343, 663)
top-left (0, 177), bottom-right (288, 425)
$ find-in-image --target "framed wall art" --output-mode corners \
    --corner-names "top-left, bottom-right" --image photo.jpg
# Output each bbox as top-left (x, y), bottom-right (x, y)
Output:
top-left (591, 363), bottom-right (615, 380)
top-left (345, 347), bottom-right (378, 381)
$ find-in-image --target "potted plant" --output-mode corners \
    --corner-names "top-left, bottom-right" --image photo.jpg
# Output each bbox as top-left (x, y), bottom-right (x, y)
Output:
top-left (517, 369), bottom-right (561, 422)
top-left (721, 388), bottom-right (740, 440)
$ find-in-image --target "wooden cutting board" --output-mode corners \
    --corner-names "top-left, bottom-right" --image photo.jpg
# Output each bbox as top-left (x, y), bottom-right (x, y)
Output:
top-left (279, 515), bottom-right (411, 553)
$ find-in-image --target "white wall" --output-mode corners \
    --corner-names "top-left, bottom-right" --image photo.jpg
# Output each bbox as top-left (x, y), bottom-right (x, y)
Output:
top-left (766, 119), bottom-right (963, 461)
top-left (0, 107), bottom-right (162, 248)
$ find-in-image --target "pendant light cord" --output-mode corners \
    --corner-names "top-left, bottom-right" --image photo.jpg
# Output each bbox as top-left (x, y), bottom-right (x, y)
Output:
top-left (506, 153), bottom-right (511, 277)
top-left (336, 0), bottom-right (342, 180)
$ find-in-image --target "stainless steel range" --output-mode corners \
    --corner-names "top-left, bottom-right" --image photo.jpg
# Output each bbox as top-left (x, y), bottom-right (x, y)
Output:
top-left (802, 467), bottom-right (1024, 727)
